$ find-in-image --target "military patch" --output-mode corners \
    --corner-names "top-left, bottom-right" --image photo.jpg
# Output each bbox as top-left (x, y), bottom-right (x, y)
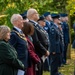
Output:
top-left (51, 28), bottom-right (54, 31)
top-left (51, 28), bottom-right (55, 34)
top-left (44, 27), bottom-right (48, 30)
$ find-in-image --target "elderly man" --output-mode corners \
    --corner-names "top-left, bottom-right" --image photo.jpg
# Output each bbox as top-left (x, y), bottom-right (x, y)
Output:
top-left (27, 8), bottom-right (50, 75)
top-left (9, 14), bottom-right (28, 75)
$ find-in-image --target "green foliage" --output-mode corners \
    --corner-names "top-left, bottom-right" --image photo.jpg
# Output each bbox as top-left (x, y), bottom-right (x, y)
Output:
top-left (4, 3), bottom-right (19, 28)
top-left (66, 0), bottom-right (75, 15)
top-left (0, 0), bottom-right (53, 28)
top-left (0, 0), bottom-right (74, 30)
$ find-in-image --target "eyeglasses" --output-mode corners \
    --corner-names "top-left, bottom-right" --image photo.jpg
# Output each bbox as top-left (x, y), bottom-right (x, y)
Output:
top-left (34, 12), bottom-right (39, 15)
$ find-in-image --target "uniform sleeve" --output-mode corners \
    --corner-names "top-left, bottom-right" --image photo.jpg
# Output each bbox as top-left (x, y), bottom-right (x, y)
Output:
top-left (50, 28), bottom-right (56, 52)
top-left (64, 23), bottom-right (70, 44)
top-left (0, 43), bottom-right (25, 70)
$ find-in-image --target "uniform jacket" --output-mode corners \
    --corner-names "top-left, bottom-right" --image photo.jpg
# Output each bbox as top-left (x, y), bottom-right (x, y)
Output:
top-left (44, 21), bottom-right (53, 51)
top-left (49, 24), bottom-right (62, 53)
top-left (9, 28), bottom-right (28, 68)
top-left (44, 21), bottom-right (51, 35)
top-left (62, 22), bottom-right (70, 44)
top-left (0, 40), bottom-right (24, 75)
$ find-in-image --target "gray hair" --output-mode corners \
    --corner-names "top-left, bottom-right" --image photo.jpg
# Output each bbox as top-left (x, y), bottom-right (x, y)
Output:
top-left (10, 14), bottom-right (22, 25)
top-left (0, 25), bottom-right (10, 40)
top-left (27, 8), bottom-right (37, 19)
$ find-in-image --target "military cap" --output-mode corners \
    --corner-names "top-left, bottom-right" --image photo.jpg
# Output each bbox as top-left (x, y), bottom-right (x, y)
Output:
top-left (60, 13), bottom-right (68, 17)
top-left (38, 16), bottom-right (45, 21)
top-left (43, 12), bottom-right (50, 17)
top-left (20, 10), bottom-right (27, 19)
top-left (51, 13), bottom-right (60, 19)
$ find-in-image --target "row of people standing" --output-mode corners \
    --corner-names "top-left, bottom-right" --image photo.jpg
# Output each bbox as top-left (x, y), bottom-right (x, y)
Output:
top-left (0, 14), bottom-right (40, 75)
top-left (27, 9), bottom-right (50, 75)
top-left (0, 8), bottom-right (70, 75)
top-left (43, 12), bottom-right (70, 75)
top-left (0, 8), bottom-right (50, 75)
top-left (9, 12), bottom-right (44, 75)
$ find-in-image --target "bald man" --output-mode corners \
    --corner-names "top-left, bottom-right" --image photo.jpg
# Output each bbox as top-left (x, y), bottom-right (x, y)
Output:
top-left (27, 8), bottom-right (50, 75)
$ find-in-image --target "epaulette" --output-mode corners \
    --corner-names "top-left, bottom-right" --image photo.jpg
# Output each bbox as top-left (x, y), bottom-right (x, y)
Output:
top-left (12, 30), bottom-right (27, 41)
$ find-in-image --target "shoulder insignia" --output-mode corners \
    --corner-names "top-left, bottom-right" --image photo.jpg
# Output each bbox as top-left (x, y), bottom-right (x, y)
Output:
top-left (51, 28), bottom-right (54, 31)
top-left (44, 27), bottom-right (48, 30)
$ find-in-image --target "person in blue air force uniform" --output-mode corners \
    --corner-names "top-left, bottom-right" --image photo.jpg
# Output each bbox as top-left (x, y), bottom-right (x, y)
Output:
top-left (9, 14), bottom-right (28, 75)
top-left (43, 12), bottom-right (53, 43)
top-left (43, 12), bottom-right (53, 71)
top-left (0, 25), bottom-right (25, 75)
top-left (60, 13), bottom-right (70, 64)
top-left (50, 14), bottom-right (63, 75)
top-left (43, 12), bottom-right (53, 28)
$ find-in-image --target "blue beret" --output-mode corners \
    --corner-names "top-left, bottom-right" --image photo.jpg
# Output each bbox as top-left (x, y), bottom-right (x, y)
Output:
top-left (43, 12), bottom-right (50, 17)
top-left (51, 13), bottom-right (60, 19)
top-left (38, 16), bottom-right (45, 21)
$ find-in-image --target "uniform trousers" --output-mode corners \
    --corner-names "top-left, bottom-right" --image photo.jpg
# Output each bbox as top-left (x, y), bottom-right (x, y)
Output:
top-left (63, 43), bottom-right (68, 64)
top-left (50, 53), bottom-right (61, 75)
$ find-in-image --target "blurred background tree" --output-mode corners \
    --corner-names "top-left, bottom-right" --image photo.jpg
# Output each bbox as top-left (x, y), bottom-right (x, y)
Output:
top-left (0, 0), bottom-right (68, 28)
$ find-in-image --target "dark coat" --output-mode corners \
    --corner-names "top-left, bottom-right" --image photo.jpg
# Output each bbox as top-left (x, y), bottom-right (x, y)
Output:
top-left (49, 24), bottom-right (62, 75)
top-left (62, 22), bottom-right (70, 44)
top-left (9, 28), bottom-right (28, 68)
top-left (0, 40), bottom-right (24, 75)
top-left (29, 20), bottom-right (47, 57)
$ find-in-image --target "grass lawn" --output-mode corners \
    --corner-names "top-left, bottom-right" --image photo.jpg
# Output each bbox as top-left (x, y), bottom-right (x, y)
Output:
top-left (43, 49), bottom-right (75, 75)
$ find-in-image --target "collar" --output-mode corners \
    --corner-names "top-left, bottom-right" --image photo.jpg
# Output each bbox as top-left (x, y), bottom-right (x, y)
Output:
top-left (30, 20), bottom-right (38, 26)
top-left (14, 26), bottom-right (22, 33)
top-left (54, 23), bottom-right (58, 28)
top-left (45, 20), bottom-right (50, 24)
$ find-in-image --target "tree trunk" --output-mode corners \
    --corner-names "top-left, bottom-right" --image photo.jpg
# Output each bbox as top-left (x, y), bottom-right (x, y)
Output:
top-left (67, 10), bottom-right (71, 59)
